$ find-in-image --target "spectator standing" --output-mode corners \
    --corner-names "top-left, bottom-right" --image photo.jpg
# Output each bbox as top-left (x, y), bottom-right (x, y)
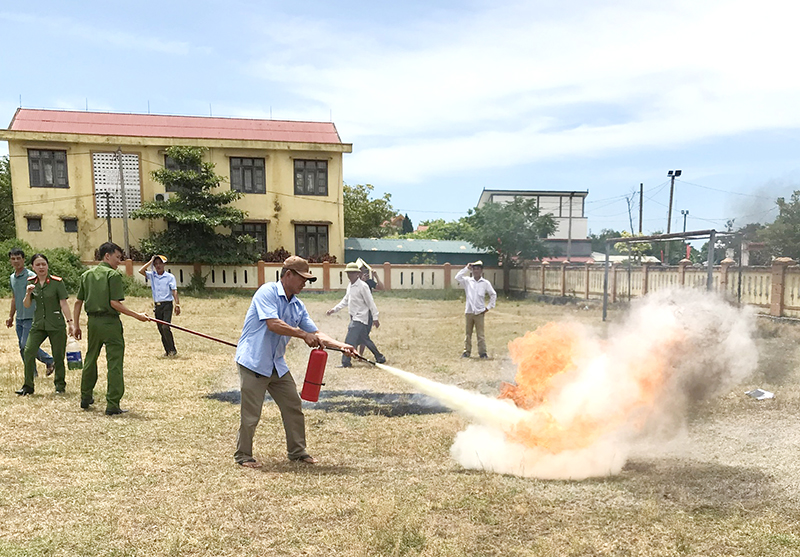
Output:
top-left (139, 255), bottom-right (181, 356)
top-left (455, 260), bottom-right (497, 359)
top-left (16, 253), bottom-right (72, 395)
top-left (6, 248), bottom-right (54, 377)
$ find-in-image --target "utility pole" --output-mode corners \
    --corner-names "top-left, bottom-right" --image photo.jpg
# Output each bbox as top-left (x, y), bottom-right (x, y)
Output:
top-left (638, 183), bottom-right (643, 234)
top-left (626, 194), bottom-right (635, 234)
top-left (665, 170), bottom-right (682, 264)
top-left (681, 209), bottom-right (689, 233)
top-left (102, 191), bottom-right (112, 242)
top-left (117, 148), bottom-right (130, 258)
top-left (566, 192), bottom-right (573, 262)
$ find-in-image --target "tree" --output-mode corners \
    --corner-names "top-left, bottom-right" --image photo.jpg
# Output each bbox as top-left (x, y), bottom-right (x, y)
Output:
top-left (760, 191), bottom-right (800, 260)
top-left (130, 146), bottom-right (255, 264)
top-left (613, 231), bottom-right (652, 262)
top-left (402, 213), bottom-right (414, 234)
top-left (466, 198), bottom-right (556, 266)
top-left (0, 155), bottom-right (15, 241)
top-left (343, 183), bottom-right (396, 238)
top-left (402, 218), bottom-right (474, 240)
top-left (589, 229), bottom-right (624, 253)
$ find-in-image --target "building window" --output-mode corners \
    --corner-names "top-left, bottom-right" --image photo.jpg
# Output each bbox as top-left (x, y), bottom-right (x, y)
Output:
top-left (230, 157), bottom-right (265, 194)
top-left (63, 218), bottom-right (78, 233)
top-left (26, 216), bottom-right (42, 232)
top-left (164, 155), bottom-right (201, 192)
top-left (28, 150), bottom-right (68, 188)
top-left (295, 225), bottom-right (328, 259)
top-left (294, 160), bottom-right (328, 196)
top-left (232, 222), bottom-right (267, 256)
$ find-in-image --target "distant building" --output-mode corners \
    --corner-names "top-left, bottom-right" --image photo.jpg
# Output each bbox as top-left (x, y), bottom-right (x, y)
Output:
top-left (345, 238), bottom-right (497, 266)
top-left (476, 188), bottom-right (592, 261)
top-left (0, 108), bottom-right (352, 261)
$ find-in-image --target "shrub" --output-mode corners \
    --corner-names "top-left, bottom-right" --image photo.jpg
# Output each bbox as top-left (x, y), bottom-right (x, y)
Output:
top-left (0, 239), bottom-right (86, 295)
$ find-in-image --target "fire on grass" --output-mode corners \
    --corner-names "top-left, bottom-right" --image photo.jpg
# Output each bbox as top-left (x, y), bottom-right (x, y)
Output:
top-left (382, 289), bottom-right (758, 480)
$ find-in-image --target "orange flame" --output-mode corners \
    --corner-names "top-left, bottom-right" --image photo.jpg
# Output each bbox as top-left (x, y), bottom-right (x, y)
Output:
top-left (499, 322), bottom-right (682, 454)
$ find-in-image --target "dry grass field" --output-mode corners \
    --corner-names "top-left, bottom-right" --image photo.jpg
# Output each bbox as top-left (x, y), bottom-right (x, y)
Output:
top-left (2, 290), bottom-right (800, 556)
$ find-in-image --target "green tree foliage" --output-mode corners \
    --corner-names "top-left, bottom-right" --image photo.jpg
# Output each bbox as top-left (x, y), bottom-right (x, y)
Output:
top-left (0, 156), bottom-right (15, 241)
top-left (343, 183), bottom-right (396, 238)
top-left (0, 238), bottom-right (86, 296)
top-left (589, 229), bottom-right (624, 253)
top-left (465, 199), bottom-right (556, 267)
top-left (402, 214), bottom-right (414, 234)
top-left (759, 191), bottom-right (800, 260)
top-left (403, 218), bottom-right (474, 240)
top-left (613, 231), bottom-right (653, 262)
top-left (130, 146), bottom-right (256, 264)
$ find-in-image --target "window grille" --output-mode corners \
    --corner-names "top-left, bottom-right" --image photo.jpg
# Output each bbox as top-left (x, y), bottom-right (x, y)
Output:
top-left (93, 153), bottom-right (142, 218)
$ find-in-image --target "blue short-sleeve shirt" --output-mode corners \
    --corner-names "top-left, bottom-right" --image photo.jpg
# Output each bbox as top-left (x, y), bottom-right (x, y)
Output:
top-left (10, 268), bottom-right (36, 321)
top-left (235, 281), bottom-right (318, 377)
top-left (145, 269), bottom-right (177, 302)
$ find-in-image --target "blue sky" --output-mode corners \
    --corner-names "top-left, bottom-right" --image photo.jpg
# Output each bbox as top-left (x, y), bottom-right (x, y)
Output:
top-left (2, 0), bottom-right (799, 236)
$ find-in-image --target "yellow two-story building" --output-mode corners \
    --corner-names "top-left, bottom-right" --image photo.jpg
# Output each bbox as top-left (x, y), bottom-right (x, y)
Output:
top-left (0, 108), bottom-right (352, 261)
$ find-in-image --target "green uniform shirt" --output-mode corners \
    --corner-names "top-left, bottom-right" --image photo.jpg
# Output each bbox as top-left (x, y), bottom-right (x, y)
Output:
top-left (77, 262), bottom-right (125, 317)
top-left (30, 275), bottom-right (69, 330)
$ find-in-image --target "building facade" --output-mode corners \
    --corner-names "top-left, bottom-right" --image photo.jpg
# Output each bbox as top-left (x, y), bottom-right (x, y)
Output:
top-left (0, 109), bottom-right (352, 261)
top-left (476, 188), bottom-right (592, 261)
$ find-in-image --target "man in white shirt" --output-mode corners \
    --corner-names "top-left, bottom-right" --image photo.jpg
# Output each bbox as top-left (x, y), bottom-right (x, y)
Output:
top-left (455, 260), bottom-right (497, 359)
top-left (327, 262), bottom-right (386, 367)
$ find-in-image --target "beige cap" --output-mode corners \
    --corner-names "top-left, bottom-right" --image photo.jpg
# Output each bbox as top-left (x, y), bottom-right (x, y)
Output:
top-left (344, 262), bottom-right (361, 273)
top-left (471, 260), bottom-right (484, 267)
top-left (282, 256), bottom-right (317, 281)
top-left (154, 255), bottom-right (168, 263)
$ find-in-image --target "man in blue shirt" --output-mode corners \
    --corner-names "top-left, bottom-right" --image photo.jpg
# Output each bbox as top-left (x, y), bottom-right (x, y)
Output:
top-left (234, 255), bottom-right (356, 468)
top-left (6, 248), bottom-right (54, 376)
top-left (138, 255), bottom-right (181, 356)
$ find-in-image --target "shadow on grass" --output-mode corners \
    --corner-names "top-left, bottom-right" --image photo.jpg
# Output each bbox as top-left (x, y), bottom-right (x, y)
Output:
top-left (208, 389), bottom-right (452, 417)
top-left (616, 457), bottom-right (775, 511)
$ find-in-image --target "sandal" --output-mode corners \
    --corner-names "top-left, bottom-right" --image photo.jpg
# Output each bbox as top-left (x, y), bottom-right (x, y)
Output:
top-left (237, 458), bottom-right (262, 468)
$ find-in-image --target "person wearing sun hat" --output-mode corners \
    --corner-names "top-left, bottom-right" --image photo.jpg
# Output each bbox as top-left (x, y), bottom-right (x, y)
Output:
top-left (234, 255), bottom-right (357, 468)
top-left (326, 262), bottom-right (386, 367)
top-left (138, 254), bottom-right (181, 356)
top-left (455, 260), bottom-right (497, 359)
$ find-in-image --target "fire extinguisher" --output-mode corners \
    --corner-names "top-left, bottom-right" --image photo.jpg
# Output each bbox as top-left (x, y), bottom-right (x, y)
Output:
top-left (301, 348), bottom-right (328, 402)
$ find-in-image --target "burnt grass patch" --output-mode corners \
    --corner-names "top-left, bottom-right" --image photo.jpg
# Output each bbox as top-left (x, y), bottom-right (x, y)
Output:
top-left (208, 389), bottom-right (451, 417)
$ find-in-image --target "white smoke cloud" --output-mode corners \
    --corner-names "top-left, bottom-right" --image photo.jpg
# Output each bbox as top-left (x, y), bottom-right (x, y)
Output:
top-left (396, 289), bottom-right (757, 479)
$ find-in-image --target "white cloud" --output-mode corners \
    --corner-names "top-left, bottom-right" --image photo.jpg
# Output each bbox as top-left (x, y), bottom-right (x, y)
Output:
top-left (240, 0), bottom-right (800, 185)
top-left (0, 11), bottom-right (191, 55)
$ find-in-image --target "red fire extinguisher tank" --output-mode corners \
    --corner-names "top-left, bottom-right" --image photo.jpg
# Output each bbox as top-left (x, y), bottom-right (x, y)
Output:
top-left (301, 348), bottom-right (328, 402)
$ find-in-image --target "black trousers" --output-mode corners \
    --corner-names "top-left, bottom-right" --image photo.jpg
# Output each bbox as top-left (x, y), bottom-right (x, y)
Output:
top-left (154, 301), bottom-right (176, 355)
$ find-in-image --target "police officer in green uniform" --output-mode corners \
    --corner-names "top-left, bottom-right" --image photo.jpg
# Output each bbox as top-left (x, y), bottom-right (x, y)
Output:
top-left (71, 242), bottom-right (148, 415)
top-left (15, 253), bottom-right (73, 396)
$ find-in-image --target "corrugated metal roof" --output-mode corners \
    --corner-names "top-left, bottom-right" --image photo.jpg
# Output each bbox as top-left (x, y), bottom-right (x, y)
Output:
top-left (8, 108), bottom-right (345, 144)
top-left (345, 238), bottom-right (490, 254)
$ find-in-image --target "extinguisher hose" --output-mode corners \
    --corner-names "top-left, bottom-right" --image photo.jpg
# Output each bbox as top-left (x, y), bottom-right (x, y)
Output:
top-left (324, 345), bottom-right (377, 366)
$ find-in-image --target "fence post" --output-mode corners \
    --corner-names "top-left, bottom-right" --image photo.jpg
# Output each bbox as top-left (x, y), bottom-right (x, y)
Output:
top-left (124, 259), bottom-right (133, 276)
top-left (678, 258), bottom-right (691, 286)
top-left (322, 261), bottom-right (331, 291)
top-left (383, 262), bottom-right (392, 291)
top-left (522, 264), bottom-right (527, 293)
top-left (720, 257), bottom-right (735, 295)
top-left (193, 262), bottom-right (203, 287)
top-left (560, 262), bottom-right (567, 297)
top-left (443, 263), bottom-right (451, 290)
top-left (770, 257), bottom-right (795, 317)
top-left (257, 261), bottom-right (266, 286)
top-left (611, 263), bottom-right (618, 303)
top-left (541, 261), bottom-right (549, 295)
top-left (585, 263), bottom-right (591, 299)
top-left (642, 262), bottom-right (650, 295)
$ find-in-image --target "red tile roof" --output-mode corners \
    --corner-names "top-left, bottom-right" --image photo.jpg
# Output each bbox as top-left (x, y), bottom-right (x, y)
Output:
top-left (8, 108), bottom-right (345, 145)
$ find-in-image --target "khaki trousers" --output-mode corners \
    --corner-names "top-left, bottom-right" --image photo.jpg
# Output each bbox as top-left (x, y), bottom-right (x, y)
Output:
top-left (464, 312), bottom-right (487, 356)
top-left (235, 364), bottom-right (309, 463)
